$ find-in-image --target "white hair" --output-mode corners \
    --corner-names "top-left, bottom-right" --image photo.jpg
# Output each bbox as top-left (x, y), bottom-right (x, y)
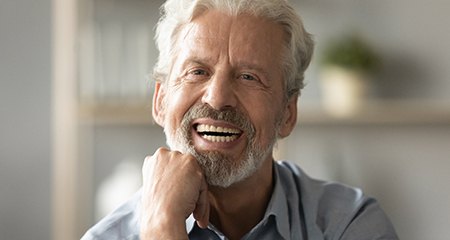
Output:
top-left (154, 0), bottom-right (314, 98)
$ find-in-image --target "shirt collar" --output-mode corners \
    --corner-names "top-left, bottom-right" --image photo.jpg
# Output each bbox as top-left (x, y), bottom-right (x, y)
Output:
top-left (264, 162), bottom-right (291, 240)
top-left (186, 214), bottom-right (196, 234)
top-left (185, 163), bottom-right (291, 240)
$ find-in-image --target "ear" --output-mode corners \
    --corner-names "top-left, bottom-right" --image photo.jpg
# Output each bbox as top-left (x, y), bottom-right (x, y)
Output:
top-left (152, 81), bottom-right (166, 127)
top-left (278, 95), bottom-right (298, 138)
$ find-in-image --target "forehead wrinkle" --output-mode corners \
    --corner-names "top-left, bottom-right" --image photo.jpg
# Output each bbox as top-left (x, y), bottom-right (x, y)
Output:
top-left (184, 14), bottom-right (233, 64)
top-left (192, 10), bottom-right (234, 68)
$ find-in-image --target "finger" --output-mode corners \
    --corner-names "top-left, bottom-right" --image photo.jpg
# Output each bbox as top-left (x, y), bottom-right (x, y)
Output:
top-left (202, 199), bottom-right (210, 228)
top-left (193, 177), bottom-right (209, 228)
top-left (142, 147), bottom-right (168, 183)
top-left (142, 155), bottom-right (153, 183)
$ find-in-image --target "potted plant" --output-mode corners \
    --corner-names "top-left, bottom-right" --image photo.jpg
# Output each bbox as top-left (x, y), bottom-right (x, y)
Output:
top-left (319, 33), bottom-right (380, 117)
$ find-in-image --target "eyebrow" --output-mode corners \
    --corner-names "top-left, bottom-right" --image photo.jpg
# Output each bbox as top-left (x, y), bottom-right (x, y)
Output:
top-left (181, 56), bottom-right (215, 69)
top-left (184, 57), bottom-right (271, 74)
top-left (235, 61), bottom-right (271, 77)
top-left (189, 58), bottom-right (211, 65)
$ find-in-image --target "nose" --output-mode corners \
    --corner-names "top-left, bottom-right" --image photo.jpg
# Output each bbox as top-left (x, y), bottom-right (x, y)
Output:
top-left (201, 71), bottom-right (237, 110)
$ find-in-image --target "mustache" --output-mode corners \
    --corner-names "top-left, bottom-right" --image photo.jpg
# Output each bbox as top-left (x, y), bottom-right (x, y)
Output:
top-left (181, 104), bottom-right (255, 135)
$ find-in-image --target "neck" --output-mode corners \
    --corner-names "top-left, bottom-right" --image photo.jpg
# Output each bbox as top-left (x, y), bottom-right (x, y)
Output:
top-left (208, 158), bottom-right (274, 240)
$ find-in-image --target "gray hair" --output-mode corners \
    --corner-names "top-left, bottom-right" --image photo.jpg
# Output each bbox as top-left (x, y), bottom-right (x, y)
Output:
top-left (154, 0), bottom-right (314, 98)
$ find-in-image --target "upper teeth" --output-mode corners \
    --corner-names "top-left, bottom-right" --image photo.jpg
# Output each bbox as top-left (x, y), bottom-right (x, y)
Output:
top-left (196, 124), bottom-right (241, 142)
top-left (196, 124), bottom-right (241, 134)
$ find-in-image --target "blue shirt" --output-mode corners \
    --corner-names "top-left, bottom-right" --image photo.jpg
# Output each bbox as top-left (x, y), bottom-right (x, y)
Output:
top-left (81, 161), bottom-right (398, 240)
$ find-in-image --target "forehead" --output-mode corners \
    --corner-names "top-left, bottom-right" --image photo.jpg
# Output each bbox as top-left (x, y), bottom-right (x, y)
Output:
top-left (177, 10), bottom-right (286, 70)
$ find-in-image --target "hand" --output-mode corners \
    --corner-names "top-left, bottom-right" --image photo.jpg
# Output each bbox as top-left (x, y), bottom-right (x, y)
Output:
top-left (140, 147), bottom-right (210, 239)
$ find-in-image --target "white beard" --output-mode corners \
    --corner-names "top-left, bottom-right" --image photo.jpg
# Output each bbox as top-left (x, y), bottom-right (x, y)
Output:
top-left (163, 104), bottom-right (279, 188)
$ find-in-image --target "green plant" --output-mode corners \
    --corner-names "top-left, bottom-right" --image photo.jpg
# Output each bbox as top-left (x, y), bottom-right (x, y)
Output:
top-left (320, 33), bottom-right (380, 73)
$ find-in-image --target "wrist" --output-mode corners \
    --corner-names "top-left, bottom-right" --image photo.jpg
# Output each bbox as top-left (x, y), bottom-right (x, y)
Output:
top-left (140, 211), bottom-right (188, 240)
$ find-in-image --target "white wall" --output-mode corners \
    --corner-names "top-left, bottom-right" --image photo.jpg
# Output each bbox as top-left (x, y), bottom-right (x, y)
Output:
top-left (295, 0), bottom-right (450, 102)
top-left (0, 0), bottom-right (52, 239)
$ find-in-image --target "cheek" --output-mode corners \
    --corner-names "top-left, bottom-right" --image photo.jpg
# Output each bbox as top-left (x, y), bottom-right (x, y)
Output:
top-left (166, 85), bottom-right (202, 124)
top-left (247, 102), bottom-right (282, 140)
top-left (247, 96), bottom-right (282, 141)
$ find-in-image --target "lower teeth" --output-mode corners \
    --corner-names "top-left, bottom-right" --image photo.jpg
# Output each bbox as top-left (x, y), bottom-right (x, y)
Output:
top-left (202, 135), bottom-right (237, 142)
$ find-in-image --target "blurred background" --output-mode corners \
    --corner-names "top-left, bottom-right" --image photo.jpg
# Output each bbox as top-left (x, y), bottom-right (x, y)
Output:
top-left (1, 0), bottom-right (450, 239)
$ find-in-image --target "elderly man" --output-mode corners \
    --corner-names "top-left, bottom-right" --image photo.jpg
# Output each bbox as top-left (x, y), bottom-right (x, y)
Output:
top-left (82, 0), bottom-right (398, 239)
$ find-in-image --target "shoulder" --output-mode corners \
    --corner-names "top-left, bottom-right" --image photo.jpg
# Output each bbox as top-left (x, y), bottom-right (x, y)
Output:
top-left (276, 161), bottom-right (364, 207)
top-left (81, 190), bottom-right (142, 240)
top-left (275, 161), bottom-right (398, 239)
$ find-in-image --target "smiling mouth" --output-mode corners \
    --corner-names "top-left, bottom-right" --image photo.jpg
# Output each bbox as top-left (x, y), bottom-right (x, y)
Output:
top-left (195, 124), bottom-right (242, 143)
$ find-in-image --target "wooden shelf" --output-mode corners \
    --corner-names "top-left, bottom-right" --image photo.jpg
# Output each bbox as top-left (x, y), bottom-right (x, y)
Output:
top-left (297, 101), bottom-right (450, 125)
top-left (79, 102), bottom-right (155, 125)
top-left (78, 100), bottom-right (450, 126)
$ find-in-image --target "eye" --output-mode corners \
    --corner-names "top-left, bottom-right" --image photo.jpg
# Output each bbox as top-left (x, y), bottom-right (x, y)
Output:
top-left (238, 72), bottom-right (269, 89)
top-left (240, 73), bottom-right (257, 81)
top-left (190, 69), bottom-right (208, 76)
top-left (184, 68), bottom-right (210, 82)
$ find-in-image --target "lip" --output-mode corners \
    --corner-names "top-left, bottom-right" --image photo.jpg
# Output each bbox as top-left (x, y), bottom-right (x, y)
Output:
top-left (191, 118), bottom-right (245, 150)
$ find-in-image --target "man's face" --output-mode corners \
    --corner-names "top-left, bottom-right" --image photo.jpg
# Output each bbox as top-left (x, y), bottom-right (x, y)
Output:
top-left (153, 10), bottom-right (297, 187)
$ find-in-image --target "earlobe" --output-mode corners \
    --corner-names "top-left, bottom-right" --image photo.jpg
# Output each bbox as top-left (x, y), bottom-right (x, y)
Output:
top-left (278, 95), bottom-right (298, 138)
top-left (152, 81), bottom-right (166, 126)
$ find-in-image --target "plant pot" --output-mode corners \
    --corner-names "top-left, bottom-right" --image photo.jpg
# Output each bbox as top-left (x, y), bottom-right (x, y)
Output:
top-left (319, 66), bottom-right (370, 117)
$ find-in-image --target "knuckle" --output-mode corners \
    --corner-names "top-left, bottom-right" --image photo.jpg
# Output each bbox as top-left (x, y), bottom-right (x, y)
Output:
top-left (154, 147), bottom-right (168, 155)
top-left (143, 155), bottom-right (153, 163)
